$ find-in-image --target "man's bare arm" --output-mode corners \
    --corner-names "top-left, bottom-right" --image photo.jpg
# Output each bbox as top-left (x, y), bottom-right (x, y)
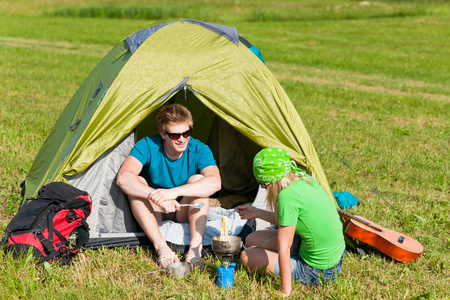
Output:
top-left (116, 156), bottom-right (154, 199)
top-left (176, 165), bottom-right (221, 197)
top-left (149, 165), bottom-right (221, 205)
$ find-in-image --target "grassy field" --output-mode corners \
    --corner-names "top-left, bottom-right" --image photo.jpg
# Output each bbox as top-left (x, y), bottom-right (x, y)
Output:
top-left (1, 0), bottom-right (449, 298)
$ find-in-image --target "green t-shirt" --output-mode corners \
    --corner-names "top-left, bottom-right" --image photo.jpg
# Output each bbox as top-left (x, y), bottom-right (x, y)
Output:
top-left (278, 175), bottom-right (345, 269)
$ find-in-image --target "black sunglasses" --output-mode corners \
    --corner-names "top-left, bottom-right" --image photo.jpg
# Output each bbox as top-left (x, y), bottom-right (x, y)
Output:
top-left (166, 129), bottom-right (192, 140)
top-left (259, 182), bottom-right (272, 189)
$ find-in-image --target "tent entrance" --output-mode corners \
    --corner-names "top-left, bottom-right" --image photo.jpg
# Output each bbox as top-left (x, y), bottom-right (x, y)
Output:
top-left (136, 90), bottom-right (260, 199)
top-left (67, 90), bottom-right (260, 248)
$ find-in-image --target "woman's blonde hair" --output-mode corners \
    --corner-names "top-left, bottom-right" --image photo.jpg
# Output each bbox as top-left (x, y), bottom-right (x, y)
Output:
top-left (265, 171), bottom-right (308, 217)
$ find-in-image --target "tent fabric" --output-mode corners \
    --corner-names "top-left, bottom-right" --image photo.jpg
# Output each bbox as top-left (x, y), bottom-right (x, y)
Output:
top-left (22, 19), bottom-right (338, 248)
top-left (24, 40), bottom-right (131, 197)
top-left (125, 21), bottom-right (175, 54)
top-left (66, 132), bottom-right (137, 238)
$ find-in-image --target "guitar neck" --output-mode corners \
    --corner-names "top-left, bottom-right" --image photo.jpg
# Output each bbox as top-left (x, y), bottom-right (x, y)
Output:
top-left (337, 208), bottom-right (371, 227)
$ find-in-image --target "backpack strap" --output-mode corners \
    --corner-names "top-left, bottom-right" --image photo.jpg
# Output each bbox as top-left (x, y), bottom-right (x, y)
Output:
top-left (36, 232), bottom-right (72, 263)
top-left (36, 205), bottom-right (64, 260)
top-left (53, 229), bottom-right (68, 247)
top-left (36, 232), bottom-right (58, 259)
top-left (46, 208), bottom-right (58, 246)
top-left (74, 224), bottom-right (90, 250)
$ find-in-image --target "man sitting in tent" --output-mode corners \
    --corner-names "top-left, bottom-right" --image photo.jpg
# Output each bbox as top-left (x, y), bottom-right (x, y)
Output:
top-left (117, 103), bottom-right (221, 267)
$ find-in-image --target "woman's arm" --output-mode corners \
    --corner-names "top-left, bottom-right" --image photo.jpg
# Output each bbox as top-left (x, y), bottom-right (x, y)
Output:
top-left (278, 225), bottom-right (296, 296)
top-left (235, 205), bottom-right (278, 225)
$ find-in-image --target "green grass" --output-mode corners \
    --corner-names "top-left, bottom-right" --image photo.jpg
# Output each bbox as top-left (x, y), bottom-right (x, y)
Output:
top-left (1, 0), bottom-right (449, 298)
top-left (43, 2), bottom-right (433, 22)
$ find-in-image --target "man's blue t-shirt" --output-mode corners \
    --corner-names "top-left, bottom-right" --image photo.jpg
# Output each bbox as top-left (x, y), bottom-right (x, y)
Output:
top-left (129, 135), bottom-right (216, 189)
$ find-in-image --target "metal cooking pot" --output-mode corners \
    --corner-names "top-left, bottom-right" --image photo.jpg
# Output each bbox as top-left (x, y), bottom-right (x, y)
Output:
top-left (211, 235), bottom-right (243, 256)
top-left (146, 262), bottom-right (191, 279)
top-left (166, 262), bottom-right (191, 278)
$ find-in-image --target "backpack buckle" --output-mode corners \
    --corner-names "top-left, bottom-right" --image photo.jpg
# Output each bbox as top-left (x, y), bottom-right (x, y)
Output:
top-left (66, 210), bottom-right (77, 222)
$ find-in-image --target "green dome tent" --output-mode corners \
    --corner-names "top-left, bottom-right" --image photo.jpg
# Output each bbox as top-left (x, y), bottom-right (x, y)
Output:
top-left (22, 19), bottom-right (337, 248)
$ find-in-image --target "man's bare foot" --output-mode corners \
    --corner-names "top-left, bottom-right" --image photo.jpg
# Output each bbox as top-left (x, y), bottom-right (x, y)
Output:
top-left (185, 247), bottom-right (203, 269)
top-left (157, 249), bottom-right (180, 268)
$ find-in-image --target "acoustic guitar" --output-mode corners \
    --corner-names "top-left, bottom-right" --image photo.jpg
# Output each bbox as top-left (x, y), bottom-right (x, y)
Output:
top-left (337, 209), bottom-right (423, 263)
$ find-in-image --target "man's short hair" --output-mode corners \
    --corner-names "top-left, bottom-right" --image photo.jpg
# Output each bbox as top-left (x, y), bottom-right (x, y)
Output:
top-left (157, 103), bottom-right (193, 133)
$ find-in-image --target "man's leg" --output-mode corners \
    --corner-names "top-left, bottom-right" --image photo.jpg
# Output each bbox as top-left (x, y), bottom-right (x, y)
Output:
top-left (177, 174), bottom-right (209, 263)
top-left (128, 177), bottom-right (179, 267)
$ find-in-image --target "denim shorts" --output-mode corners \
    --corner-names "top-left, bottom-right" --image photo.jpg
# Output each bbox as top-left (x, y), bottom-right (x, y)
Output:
top-left (274, 247), bottom-right (345, 285)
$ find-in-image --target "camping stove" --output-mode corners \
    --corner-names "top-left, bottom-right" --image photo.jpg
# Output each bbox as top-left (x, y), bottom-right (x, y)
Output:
top-left (216, 254), bottom-right (236, 267)
top-left (211, 235), bottom-right (242, 261)
top-left (211, 235), bottom-right (242, 288)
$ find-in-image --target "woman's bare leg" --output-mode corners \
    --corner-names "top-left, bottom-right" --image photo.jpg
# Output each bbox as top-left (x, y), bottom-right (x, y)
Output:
top-left (240, 248), bottom-right (279, 274)
top-left (244, 230), bottom-right (278, 252)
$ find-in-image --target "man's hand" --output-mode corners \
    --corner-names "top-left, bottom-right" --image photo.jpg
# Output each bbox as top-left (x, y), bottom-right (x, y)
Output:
top-left (235, 205), bottom-right (259, 220)
top-left (149, 188), bottom-right (179, 206)
top-left (158, 199), bottom-right (181, 214)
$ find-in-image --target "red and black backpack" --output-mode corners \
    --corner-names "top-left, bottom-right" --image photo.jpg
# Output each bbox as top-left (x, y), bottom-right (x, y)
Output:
top-left (3, 182), bottom-right (92, 264)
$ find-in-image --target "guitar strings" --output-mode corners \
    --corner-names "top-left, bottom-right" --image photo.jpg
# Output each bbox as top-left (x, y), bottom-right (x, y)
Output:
top-left (305, 125), bottom-right (404, 218)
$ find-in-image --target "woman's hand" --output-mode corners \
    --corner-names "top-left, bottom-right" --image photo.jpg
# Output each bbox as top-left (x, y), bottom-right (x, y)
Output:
top-left (235, 205), bottom-right (259, 220)
top-left (275, 289), bottom-right (291, 297)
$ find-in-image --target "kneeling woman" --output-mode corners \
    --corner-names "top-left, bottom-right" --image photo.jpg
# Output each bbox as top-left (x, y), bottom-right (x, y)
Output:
top-left (237, 148), bottom-right (345, 296)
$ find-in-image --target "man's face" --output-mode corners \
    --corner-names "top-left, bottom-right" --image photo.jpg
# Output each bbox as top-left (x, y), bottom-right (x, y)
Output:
top-left (160, 122), bottom-right (191, 155)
